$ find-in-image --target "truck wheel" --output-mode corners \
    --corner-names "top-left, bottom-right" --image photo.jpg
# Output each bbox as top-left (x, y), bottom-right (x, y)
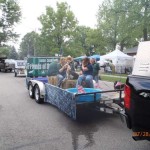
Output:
top-left (28, 82), bottom-right (34, 98)
top-left (14, 72), bottom-right (17, 77)
top-left (34, 85), bottom-right (44, 104)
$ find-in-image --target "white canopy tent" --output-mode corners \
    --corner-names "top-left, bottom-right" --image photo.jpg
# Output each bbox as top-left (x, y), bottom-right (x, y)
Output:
top-left (98, 49), bottom-right (134, 73)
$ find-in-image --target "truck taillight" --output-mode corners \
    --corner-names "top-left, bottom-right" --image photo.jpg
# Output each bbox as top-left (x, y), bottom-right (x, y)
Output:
top-left (124, 84), bottom-right (131, 109)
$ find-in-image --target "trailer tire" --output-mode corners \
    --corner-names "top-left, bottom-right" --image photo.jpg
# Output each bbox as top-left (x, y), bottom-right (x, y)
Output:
top-left (28, 82), bottom-right (34, 98)
top-left (34, 85), bottom-right (44, 104)
top-left (14, 72), bottom-right (17, 77)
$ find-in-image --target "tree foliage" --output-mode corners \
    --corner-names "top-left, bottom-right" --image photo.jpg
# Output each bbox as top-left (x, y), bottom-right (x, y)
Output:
top-left (97, 0), bottom-right (150, 51)
top-left (0, 0), bottom-right (21, 46)
top-left (8, 46), bottom-right (18, 59)
top-left (0, 46), bottom-right (10, 56)
top-left (38, 2), bottom-right (77, 56)
top-left (19, 0), bottom-right (150, 57)
top-left (18, 31), bottom-right (39, 59)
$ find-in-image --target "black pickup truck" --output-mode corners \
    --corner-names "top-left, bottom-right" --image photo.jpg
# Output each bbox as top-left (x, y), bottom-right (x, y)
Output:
top-left (123, 41), bottom-right (150, 141)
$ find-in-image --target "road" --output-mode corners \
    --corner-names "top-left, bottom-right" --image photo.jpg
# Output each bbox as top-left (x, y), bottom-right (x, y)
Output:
top-left (0, 73), bottom-right (149, 150)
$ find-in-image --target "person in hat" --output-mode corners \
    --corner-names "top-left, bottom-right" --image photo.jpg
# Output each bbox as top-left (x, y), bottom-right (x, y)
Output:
top-left (66, 56), bottom-right (79, 80)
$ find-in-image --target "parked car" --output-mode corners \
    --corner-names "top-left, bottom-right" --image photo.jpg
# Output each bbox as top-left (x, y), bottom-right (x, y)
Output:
top-left (14, 60), bottom-right (27, 77)
top-left (0, 58), bottom-right (15, 72)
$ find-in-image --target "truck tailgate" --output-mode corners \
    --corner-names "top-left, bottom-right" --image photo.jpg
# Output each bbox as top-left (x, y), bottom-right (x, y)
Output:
top-left (127, 76), bottom-right (150, 131)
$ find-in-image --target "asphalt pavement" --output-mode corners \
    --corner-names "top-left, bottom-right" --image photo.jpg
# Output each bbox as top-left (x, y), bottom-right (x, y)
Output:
top-left (0, 72), bottom-right (149, 150)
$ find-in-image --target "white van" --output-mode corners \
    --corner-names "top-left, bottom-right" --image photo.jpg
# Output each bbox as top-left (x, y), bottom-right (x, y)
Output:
top-left (14, 60), bottom-right (27, 77)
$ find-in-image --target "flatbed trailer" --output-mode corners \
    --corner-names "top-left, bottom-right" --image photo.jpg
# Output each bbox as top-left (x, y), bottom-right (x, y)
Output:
top-left (26, 77), bottom-right (125, 120)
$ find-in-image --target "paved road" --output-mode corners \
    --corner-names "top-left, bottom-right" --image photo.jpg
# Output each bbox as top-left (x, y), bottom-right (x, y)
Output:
top-left (0, 73), bottom-right (149, 150)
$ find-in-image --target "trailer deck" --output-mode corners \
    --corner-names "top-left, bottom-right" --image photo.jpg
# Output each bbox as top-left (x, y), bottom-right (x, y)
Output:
top-left (26, 77), bottom-right (125, 120)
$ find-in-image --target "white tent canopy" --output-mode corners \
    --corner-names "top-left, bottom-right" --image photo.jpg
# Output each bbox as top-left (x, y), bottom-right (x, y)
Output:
top-left (98, 49), bottom-right (134, 73)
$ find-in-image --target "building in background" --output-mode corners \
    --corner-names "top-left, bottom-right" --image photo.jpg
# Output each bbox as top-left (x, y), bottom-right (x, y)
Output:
top-left (123, 46), bottom-right (138, 56)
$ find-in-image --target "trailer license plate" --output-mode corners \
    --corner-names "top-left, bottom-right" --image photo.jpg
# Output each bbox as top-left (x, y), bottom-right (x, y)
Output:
top-left (20, 70), bottom-right (24, 74)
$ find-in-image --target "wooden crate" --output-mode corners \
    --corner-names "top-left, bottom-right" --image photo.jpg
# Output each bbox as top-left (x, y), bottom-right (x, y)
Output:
top-left (62, 80), bottom-right (77, 89)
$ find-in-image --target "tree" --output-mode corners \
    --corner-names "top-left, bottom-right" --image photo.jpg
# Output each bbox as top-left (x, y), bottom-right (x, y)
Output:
top-left (8, 46), bottom-right (18, 59)
top-left (97, 0), bottom-right (150, 51)
top-left (0, 0), bottom-right (21, 46)
top-left (97, 0), bottom-right (118, 50)
top-left (69, 26), bottom-right (106, 56)
top-left (19, 31), bottom-right (40, 59)
top-left (0, 46), bottom-right (10, 56)
top-left (125, 0), bottom-right (150, 41)
top-left (85, 28), bottom-right (106, 55)
top-left (38, 2), bottom-right (77, 56)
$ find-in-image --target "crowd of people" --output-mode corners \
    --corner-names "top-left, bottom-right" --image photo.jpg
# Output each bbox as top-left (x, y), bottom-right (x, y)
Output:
top-left (47, 56), bottom-right (100, 89)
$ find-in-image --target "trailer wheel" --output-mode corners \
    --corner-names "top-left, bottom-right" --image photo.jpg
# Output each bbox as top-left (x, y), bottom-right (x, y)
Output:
top-left (34, 85), bottom-right (44, 104)
top-left (28, 82), bottom-right (34, 98)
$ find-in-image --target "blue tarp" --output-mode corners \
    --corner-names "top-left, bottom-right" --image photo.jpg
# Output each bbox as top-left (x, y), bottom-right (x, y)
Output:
top-left (45, 84), bottom-right (102, 120)
top-left (45, 84), bottom-right (76, 120)
top-left (74, 56), bottom-right (86, 61)
top-left (74, 55), bottom-right (100, 61)
top-left (89, 55), bottom-right (100, 61)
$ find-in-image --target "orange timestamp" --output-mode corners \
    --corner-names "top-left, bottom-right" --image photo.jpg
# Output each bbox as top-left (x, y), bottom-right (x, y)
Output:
top-left (133, 132), bottom-right (150, 137)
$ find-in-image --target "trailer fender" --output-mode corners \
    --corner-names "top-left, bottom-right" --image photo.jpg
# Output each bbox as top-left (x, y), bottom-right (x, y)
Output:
top-left (29, 80), bottom-right (45, 98)
top-left (32, 80), bottom-right (45, 98)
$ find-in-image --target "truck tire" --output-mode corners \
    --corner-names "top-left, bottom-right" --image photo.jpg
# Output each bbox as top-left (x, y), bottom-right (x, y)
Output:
top-left (28, 82), bottom-right (34, 98)
top-left (34, 85), bottom-right (44, 104)
top-left (14, 72), bottom-right (17, 77)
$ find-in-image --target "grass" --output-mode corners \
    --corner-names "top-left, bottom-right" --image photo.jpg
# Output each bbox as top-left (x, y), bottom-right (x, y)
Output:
top-left (100, 74), bottom-right (127, 83)
top-left (101, 72), bottom-right (128, 77)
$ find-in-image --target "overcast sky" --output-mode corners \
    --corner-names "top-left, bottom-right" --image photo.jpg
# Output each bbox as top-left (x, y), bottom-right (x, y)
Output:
top-left (14, 0), bottom-right (104, 48)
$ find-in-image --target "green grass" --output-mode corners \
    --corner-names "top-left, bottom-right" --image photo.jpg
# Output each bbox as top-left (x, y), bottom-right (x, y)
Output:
top-left (101, 72), bottom-right (128, 77)
top-left (100, 75), bottom-right (127, 83)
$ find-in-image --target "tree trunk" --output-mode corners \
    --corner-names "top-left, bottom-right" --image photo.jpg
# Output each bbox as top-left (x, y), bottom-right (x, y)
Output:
top-left (143, 0), bottom-right (148, 41)
top-left (143, 28), bottom-right (148, 41)
top-left (120, 42), bottom-right (124, 51)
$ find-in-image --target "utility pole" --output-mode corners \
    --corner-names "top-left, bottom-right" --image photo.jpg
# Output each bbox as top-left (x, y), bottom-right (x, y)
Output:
top-left (27, 41), bottom-right (30, 58)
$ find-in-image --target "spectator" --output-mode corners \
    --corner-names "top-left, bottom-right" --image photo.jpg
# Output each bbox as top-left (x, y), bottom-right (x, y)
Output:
top-left (90, 58), bottom-right (100, 84)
